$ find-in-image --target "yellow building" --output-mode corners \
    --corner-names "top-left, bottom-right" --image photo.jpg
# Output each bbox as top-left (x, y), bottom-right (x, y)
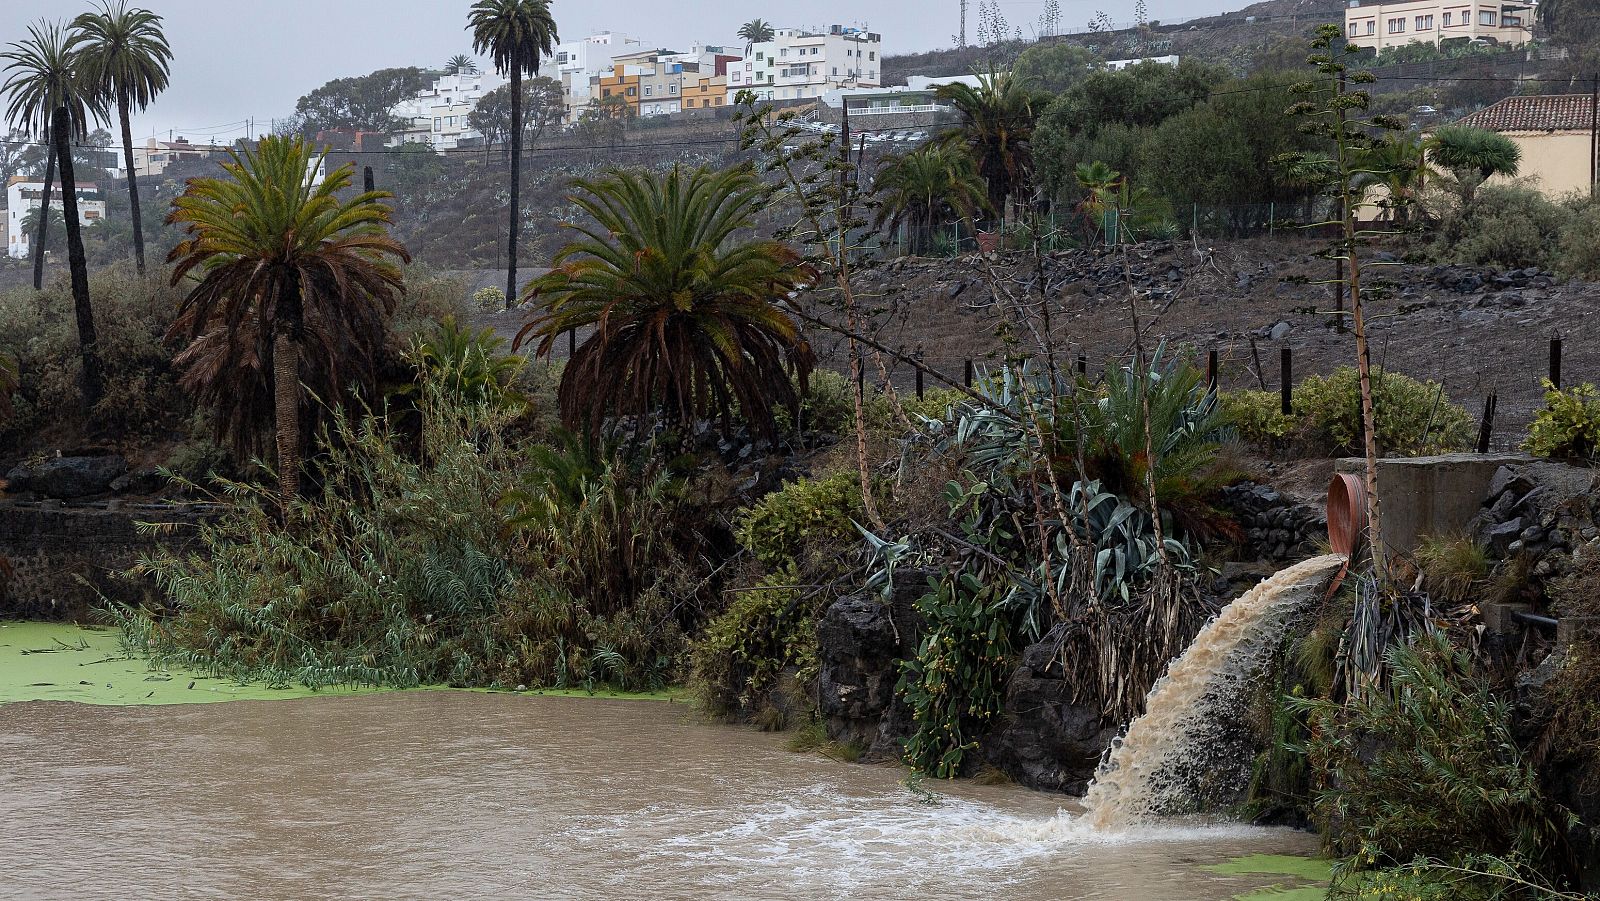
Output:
top-left (1455, 94), bottom-right (1596, 198)
top-left (1343, 0), bottom-right (1534, 52)
top-left (681, 74), bottom-right (729, 110)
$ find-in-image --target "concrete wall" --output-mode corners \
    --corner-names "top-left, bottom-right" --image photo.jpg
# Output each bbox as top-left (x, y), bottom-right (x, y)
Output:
top-left (1493, 132), bottom-right (1594, 199)
top-left (1336, 453), bottom-right (1530, 556)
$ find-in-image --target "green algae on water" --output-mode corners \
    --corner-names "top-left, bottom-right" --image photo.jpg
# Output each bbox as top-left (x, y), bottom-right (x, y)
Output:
top-left (1208, 854), bottom-right (1332, 901)
top-left (0, 622), bottom-right (679, 707)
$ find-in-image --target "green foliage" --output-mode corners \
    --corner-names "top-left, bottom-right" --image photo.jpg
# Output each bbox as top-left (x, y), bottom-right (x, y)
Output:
top-left (472, 285), bottom-right (507, 311)
top-left (1430, 125), bottom-right (1522, 183)
top-left (467, 76), bottom-right (563, 148)
top-left (691, 565), bottom-right (819, 721)
top-left (1296, 367), bottom-right (1474, 456)
top-left (1010, 42), bottom-right (1100, 94)
top-left (519, 163), bottom-right (814, 441)
top-left (899, 573), bottom-right (1014, 778)
top-left (1433, 186), bottom-right (1572, 271)
top-left (291, 67), bottom-right (434, 135)
top-left (1557, 200), bottom-right (1600, 279)
top-left (1220, 389), bottom-right (1296, 446)
top-left (0, 263), bottom-right (186, 451)
top-left (871, 143), bottom-right (990, 254)
top-left (1302, 632), bottom-right (1575, 892)
top-left (1413, 533), bottom-right (1489, 605)
top-left (406, 315), bottom-right (525, 408)
top-left (1524, 380), bottom-right (1600, 462)
top-left (934, 70), bottom-right (1049, 218)
top-left (736, 470), bottom-right (864, 568)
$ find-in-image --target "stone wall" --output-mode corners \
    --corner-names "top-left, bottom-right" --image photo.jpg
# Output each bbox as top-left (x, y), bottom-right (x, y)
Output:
top-left (0, 501), bottom-right (213, 620)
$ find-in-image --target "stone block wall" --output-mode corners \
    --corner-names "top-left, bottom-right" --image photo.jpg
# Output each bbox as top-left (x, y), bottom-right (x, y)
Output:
top-left (0, 501), bottom-right (213, 620)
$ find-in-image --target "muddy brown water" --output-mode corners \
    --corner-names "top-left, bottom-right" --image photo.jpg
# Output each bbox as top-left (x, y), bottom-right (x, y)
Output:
top-left (0, 692), bottom-right (1317, 900)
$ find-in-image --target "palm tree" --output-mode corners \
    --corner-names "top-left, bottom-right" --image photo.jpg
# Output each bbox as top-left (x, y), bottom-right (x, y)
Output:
top-left (468, 0), bottom-right (559, 310)
top-left (165, 137), bottom-right (410, 507)
top-left (872, 144), bottom-right (990, 254)
top-left (516, 164), bottom-right (815, 441)
top-left (1356, 130), bottom-right (1432, 224)
top-left (738, 19), bottom-right (775, 56)
top-left (444, 54), bottom-right (479, 75)
top-left (1429, 124), bottom-right (1521, 202)
top-left (935, 70), bottom-right (1046, 224)
top-left (1, 19), bottom-right (106, 291)
top-left (70, 1), bottom-right (171, 277)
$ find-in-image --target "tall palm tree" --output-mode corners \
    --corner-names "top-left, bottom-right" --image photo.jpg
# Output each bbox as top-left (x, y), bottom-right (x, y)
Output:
top-left (468, 0), bottom-right (559, 309)
top-left (444, 54), bottom-right (480, 75)
top-left (165, 137), bottom-right (410, 507)
top-left (738, 19), bottom-right (775, 56)
top-left (70, 1), bottom-right (171, 277)
top-left (935, 69), bottom-right (1046, 224)
top-left (871, 144), bottom-right (990, 254)
top-left (1, 19), bottom-right (106, 291)
top-left (516, 164), bottom-right (815, 440)
top-left (1429, 124), bottom-right (1521, 202)
top-left (50, 103), bottom-right (104, 408)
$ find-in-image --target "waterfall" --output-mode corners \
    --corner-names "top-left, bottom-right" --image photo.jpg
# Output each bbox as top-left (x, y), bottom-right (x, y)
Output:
top-left (1080, 554), bottom-right (1348, 830)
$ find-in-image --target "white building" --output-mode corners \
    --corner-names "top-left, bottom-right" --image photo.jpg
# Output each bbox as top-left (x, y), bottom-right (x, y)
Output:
top-left (821, 74), bottom-right (979, 114)
top-left (127, 137), bottom-right (229, 178)
top-left (550, 31), bottom-right (644, 121)
top-left (1104, 55), bottom-right (1181, 70)
top-left (734, 26), bottom-right (883, 103)
top-left (5, 176), bottom-right (106, 260)
top-left (1343, 0), bottom-right (1535, 52)
top-left (389, 71), bottom-right (505, 150)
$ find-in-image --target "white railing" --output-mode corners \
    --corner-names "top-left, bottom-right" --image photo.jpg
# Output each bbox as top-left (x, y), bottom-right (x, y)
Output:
top-left (851, 103), bottom-right (953, 115)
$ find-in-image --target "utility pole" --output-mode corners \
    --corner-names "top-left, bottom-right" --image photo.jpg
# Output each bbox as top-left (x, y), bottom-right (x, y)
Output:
top-left (1591, 72), bottom-right (1597, 198)
top-left (960, 0), bottom-right (968, 46)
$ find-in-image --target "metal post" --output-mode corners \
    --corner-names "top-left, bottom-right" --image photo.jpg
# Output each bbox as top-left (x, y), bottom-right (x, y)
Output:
top-left (1208, 349), bottom-right (1219, 391)
top-left (964, 359), bottom-right (974, 388)
top-left (1280, 347), bottom-right (1293, 416)
top-left (1477, 391), bottom-right (1497, 453)
top-left (363, 165), bottom-right (374, 194)
top-left (1550, 336), bottom-right (1562, 390)
top-left (1077, 353), bottom-right (1087, 377)
top-left (916, 365), bottom-right (924, 400)
top-left (568, 328), bottom-right (576, 357)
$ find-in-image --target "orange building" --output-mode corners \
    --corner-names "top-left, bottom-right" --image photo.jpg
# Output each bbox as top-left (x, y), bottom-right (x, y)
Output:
top-left (594, 63), bottom-right (642, 115)
top-left (681, 74), bottom-right (729, 110)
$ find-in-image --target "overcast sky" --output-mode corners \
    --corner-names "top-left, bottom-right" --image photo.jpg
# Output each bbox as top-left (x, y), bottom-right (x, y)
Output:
top-left (5, 0), bottom-right (1237, 144)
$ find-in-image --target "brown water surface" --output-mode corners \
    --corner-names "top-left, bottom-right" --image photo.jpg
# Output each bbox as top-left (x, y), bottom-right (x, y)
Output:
top-left (0, 692), bottom-right (1317, 900)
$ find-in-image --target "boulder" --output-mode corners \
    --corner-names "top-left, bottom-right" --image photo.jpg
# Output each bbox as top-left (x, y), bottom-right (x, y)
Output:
top-left (981, 625), bottom-right (1118, 794)
top-left (817, 595), bottom-right (915, 757)
top-left (5, 455), bottom-right (128, 499)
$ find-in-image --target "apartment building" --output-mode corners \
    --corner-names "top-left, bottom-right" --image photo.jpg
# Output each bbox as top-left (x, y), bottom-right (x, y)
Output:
top-left (128, 137), bottom-right (229, 177)
top-left (732, 25), bottom-right (882, 103)
top-left (5, 176), bottom-right (106, 260)
top-left (682, 73), bottom-right (730, 110)
top-left (551, 31), bottom-right (643, 117)
top-left (1343, 0), bottom-right (1535, 52)
top-left (389, 71), bottom-right (505, 150)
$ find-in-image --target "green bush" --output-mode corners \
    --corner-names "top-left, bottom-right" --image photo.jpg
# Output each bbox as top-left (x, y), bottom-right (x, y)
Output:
top-left (1525, 380), bottom-right (1600, 462)
top-left (1220, 389), bottom-right (1296, 446)
top-left (785, 368), bottom-right (892, 435)
top-left (1296, 367), bottom-right (1474, 456)
top-left (900, 386), bottom-right (968, 422)
top-left (1302, 633), bottom-right (1575, 893)
top-left (1558, 200), bottom-right (1600, 280)
top-left (472, 285), bottom-right (507, 311)
top-left (690, 564), bottom-right (820, 722)
top-left (736, 470), bottom-right (865, 567)
top-left (1433, 185), bottom-right (1572, 271)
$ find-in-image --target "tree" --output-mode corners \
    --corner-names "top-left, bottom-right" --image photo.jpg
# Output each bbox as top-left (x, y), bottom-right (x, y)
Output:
top-left (18, 204), bottom-right (68, 257)
top-left (52, 104), bottom-right (104, 409)
top-left (871, 144), bottom-right (990, 253)
top-left (469, 0), bottom-right (559, 310)
top-left (165, 137), bottom-right (410, 507)
top-left (70, 0), bottom-right (171, 277)
top-left (515, 164), bottom-right (815, 441)
top-left (1010, 42), bottom-right (1099, 94)
top-left (0, 127), bottom-right (36, 185)
top-left (467, 76), bottom-right (563, 151)
top-left (738, 19), bottom-right (774, 56)
top-left (444, 54), bottom-right (479, 75)
top-left (2, 19), bottom-right (107, 291)
top-left (1429, 124), bottom-right (1521, 202)
top-left (293, 67), bottom-right (433, 135)
top-left (935, 70), bottom-right (1048, 222)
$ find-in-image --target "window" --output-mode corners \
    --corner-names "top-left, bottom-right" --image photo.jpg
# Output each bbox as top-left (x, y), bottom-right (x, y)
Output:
top-left (1348, 23), bottom-right (1359, 35)
top-left (1443, 11), bottom-right (1453, 25)
top-left (869, 51), bottom-right (876, 60)
top-left (626, 86), bottom-right (636, 96)
top-left (433, 117), bottom-right (442, 130)
top-left (755, 52), bottom-right (763, 60)
top-left (447, 116), bottom-right (456, 126)
top-left (1416, 15), bottom-right (1433, 29)
top-left (1502, 14), bottom-right (1522, 26)
top-left (779, 48), bottom-right (787, 57)
top-left (1366, 20), bottom-right (1375, 33)
top-left (1480, 10), bottom-right (1495, 24)
top-left (1388, 17), bottom-right (1405, 32)
top-left (669, 83), bottom-right (677, 93)
top-left (832, 66), bottom-right (838, 75)
top-left (643, 85), bottom-right (652, 96)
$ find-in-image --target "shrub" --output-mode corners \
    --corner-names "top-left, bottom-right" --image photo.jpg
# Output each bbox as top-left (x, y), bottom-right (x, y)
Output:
top-left (690, 564), bottom-right (820, 722)
top-left (1302, 632), bottom-right (1575, 892)
top-left (900, 386), bottom-right (968, 422)
top-left (1220, 389), bottom-right (1296, 447)
top-left (406, 316), bottom-right (525, 408)
top-left (785, 368), bottom-right (891, 436)
top-left (1413, 533), bottom-right (1489, 605)
top-left (1296, 367), bottom-right (1474, 456)
top-left (1525, 380), bottom-right (1600, 461)
top-left (1433, 185), bottom-right (1571, 271)
top-left (472, 285), bottom-right (507, 311)
top-left (1557, 200), bottom-right (1600, 280)
top-left (735, 470), bottom-right (865, 567)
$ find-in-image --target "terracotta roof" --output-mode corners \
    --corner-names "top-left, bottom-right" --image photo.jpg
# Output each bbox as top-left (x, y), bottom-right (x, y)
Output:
top-left (1455, 95), bottom-right (1596, 133)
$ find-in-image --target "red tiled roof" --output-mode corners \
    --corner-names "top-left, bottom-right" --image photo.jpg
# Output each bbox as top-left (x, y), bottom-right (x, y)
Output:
top-left (1455, 95), bottom-right (1595, 132)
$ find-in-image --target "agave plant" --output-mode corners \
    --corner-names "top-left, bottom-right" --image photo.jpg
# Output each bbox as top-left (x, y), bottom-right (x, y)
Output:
top-left (517, 163), bottom-right (815, 441)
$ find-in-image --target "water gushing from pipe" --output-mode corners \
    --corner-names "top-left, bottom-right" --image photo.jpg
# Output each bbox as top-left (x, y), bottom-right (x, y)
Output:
top-left (1080, 554), bottom-right (1348, 829)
